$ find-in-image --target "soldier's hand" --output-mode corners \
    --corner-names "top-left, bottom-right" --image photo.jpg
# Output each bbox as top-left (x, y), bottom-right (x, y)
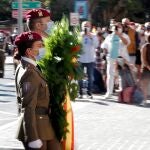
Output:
top-left (28, 139), bottom-right (43, 148)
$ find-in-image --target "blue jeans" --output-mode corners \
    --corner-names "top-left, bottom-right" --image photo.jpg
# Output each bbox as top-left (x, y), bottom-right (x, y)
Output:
top-left (78, 62), bottom-right (94, 95)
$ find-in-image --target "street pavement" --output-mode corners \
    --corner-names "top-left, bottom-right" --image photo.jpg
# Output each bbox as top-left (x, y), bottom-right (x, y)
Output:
top-left (0, 56), bottom-right (150, 150)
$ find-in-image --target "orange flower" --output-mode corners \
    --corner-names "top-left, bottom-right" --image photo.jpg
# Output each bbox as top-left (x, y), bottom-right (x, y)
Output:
top-left (71, 45), bottom-right (80, 52)
top-left (68, 74), bottom-right (74, 80)
top-left (71, 57), bottom-right (77, 64)
top-left (71, 57), bottom-right (79, 68)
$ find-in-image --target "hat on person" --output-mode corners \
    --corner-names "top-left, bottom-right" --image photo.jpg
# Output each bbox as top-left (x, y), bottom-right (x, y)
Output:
top-left (144, 22), bottom-right (150, 27)
top-left (25, 8), bottom-right (51, 20)
top-left (122, 18), bottom-right (130, 24)
top-left (144, 22), bottom-right (150, 30)
top-left (15, 31), bottom-right (42, 46)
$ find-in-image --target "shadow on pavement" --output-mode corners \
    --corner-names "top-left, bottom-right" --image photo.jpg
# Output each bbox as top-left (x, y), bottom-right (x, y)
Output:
top-left (98, 97), bottom-right (119, 104)
top-left (0, 94), bottom-right (16, 97)
top-left (0, 89), bottom-right (15, 92)
top-left (0, 100), bottom-right (11, 103)
top-left (0, 84), bottom-right (15, 87)
top-left (143, 103), bottom-right (150, 108)
top-left (76, 99), bottom-right (109, 106)
top-left (3, 77), bottom-right (14, 80)
top-left (133, 102), bottom-right (150, 108)
top-left (0, 148), bottom-right (24, 150)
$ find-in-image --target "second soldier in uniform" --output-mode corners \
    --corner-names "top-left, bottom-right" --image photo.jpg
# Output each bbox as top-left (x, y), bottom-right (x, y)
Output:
top-left (15, 31), bottom-right (61, 150)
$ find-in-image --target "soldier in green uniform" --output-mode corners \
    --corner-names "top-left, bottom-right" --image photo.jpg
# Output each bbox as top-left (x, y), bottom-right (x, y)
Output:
top-left (15, 31), bottom-right (61, 150)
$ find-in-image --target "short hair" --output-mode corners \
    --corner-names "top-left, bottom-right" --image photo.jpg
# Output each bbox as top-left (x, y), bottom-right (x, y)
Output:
top-left (81, 21), bottom-right (91, 30)
top-left (13, 40), bottom-right (37, 61)
top-left (17, 40), bottom-right (36, 56)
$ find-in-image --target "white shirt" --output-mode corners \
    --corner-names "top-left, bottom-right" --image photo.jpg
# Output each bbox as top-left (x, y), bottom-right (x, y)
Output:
top-left (101, 33), bottom-right (130, 61)
top-left (22, 57), bottom-right (37, 66)
top-left (79, 33), bottom-right (99, 63)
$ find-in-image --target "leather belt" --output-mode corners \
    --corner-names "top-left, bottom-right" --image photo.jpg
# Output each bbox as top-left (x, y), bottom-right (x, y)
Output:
top-left (35, 107), bottom-right (49, 115)
top-left (20, 107), bottom-right (50, 115)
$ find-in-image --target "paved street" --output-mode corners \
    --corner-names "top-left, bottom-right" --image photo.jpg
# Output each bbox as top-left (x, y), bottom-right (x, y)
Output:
top-left (0, 56), bottom-right (23, 149)
top-left (0, 56), bottom-right (150, 150)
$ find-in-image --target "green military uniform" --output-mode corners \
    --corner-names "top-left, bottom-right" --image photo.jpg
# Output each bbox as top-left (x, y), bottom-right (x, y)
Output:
top-left (15, 59), bottom-right (55, 143)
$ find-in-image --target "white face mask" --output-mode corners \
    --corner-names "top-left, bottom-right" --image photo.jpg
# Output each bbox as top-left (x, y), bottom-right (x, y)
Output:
top-left (36, 48), bottom-right (46, 61)
top-left (118, 28), bottom-right (123, 33)
top-left (140, 30), bottom-right (144, 34)
top-left (45, 21), bottom-right (54, 34)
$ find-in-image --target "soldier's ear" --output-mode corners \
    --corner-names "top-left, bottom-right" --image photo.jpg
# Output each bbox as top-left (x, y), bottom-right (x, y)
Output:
top-left (35, 22), bottom-right (42, 30)
top-left (25, 48), bottom-right (32, 57)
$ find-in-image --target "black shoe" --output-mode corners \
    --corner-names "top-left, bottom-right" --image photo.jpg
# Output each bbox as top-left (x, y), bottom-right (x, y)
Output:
top-left (87, 92), bottom-right (93, 99)
top-left (78, 94), bottom-right (83, 99)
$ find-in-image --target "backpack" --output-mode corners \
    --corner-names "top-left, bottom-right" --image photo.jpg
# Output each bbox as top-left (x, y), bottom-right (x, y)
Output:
top-left (132, 86), bottom-right (144, 104)
top-left (118, 86), bottom-right (134, 104)
top-left (118, 86), bottom-right (144, 104)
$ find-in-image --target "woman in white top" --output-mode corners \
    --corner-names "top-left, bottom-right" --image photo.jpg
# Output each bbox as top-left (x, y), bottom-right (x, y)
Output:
top-left (101, 23), bottom-right (130, 98)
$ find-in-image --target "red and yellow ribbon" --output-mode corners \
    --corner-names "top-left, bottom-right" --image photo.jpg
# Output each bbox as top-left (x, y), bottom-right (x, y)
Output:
top-left (61, 92), bottom-right (74, 150)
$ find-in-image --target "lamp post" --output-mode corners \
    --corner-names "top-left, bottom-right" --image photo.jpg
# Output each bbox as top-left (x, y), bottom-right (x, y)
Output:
top-left (18, 0), bottom-right (23, 34)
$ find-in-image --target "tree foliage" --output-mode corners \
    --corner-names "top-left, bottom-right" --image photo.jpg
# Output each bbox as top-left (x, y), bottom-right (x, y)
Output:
top-left (1, 0), bottom-right (149, 24)
top-left (0, 0), bottom-right (11, 20)
top-left (38, 17), bottom-right (82, 141)
top-left (90, 0), bottom-right (147, 25)
top-left (49, 0), bottom-right (74, 21)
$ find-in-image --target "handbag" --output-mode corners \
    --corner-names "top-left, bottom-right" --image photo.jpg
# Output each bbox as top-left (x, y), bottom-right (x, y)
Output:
top-left (132, 86), bottom-right (144, 104)
top-left (119, 86), bottom-right (134, 103)
top-left (118, 66), bottom-right (135, 103)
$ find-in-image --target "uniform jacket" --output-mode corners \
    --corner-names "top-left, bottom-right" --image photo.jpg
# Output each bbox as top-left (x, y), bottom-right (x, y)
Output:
top-left (15, 59), bottom-right (55, 142)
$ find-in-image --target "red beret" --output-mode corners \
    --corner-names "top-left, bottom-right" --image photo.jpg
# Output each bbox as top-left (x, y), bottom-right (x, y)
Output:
top-left (15, 31), bottom-right (42, 46)
top-left (25, 8), bottom-right (51, 20)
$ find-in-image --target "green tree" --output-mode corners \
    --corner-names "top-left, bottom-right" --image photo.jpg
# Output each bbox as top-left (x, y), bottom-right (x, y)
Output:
top-left (126, 0), bottom-right (144, 21)
top-left (0, 0), bottom-right (11, 21)
top-left (48, 0), bottom-right (148, 25)
top-left (90, 0), bottom-right (146, 25)
top-left (38, 0), bottom-right (51, 8)
top-left (49, 0), bottom-right (74, 21)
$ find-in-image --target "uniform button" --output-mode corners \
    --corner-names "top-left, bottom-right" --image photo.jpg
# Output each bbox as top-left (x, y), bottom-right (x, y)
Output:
top-left (39, 116), bottom-right (43, 119)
